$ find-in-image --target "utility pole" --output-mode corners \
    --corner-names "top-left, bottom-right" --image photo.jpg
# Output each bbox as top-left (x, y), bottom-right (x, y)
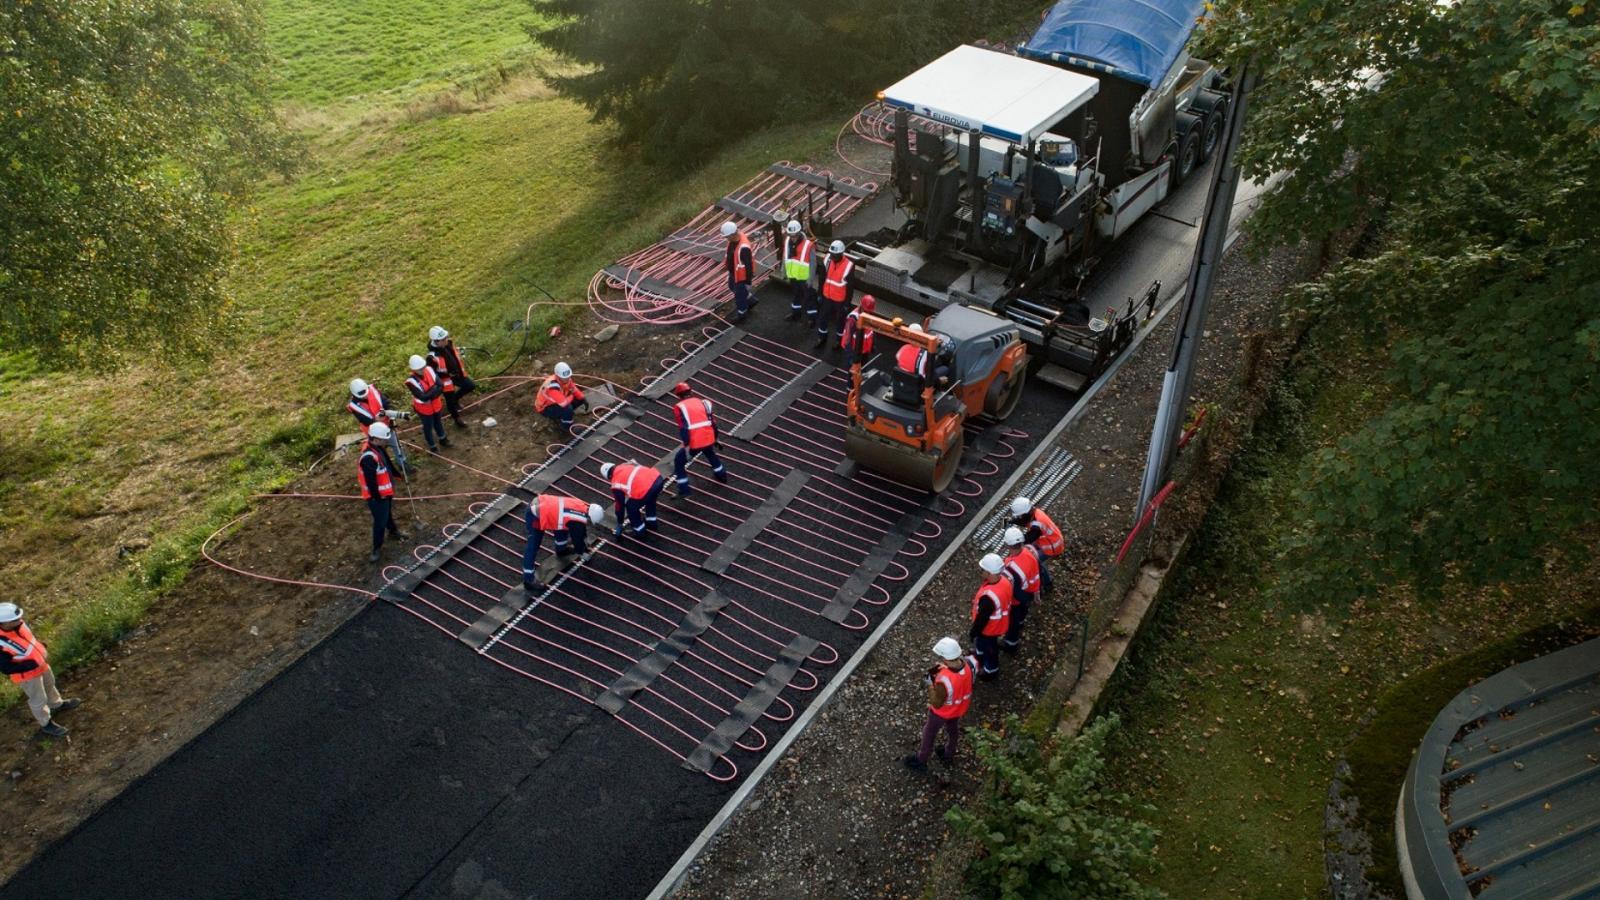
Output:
top-left (1136, 64), bottom-right (1257, 515)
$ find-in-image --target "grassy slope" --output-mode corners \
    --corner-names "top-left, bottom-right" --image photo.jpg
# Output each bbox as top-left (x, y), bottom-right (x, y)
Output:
top-left (1096, 317), bottom-right (1591, 898)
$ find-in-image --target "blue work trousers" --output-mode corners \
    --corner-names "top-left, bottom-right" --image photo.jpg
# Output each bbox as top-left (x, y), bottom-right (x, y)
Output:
top-left (673, 445), bottom-right (726, 489)
top-left (620, 480), bottom-right (664, 534)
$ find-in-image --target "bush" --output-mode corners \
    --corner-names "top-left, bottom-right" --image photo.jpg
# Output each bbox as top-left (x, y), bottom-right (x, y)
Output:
top-left (948, 714), bottom-right (1166, 899)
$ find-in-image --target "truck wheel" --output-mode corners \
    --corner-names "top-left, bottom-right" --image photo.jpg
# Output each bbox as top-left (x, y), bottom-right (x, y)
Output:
top-left (1175, 126), bottom-right (1202, 186)
top-left (1200, 108), bottom-right (1225, 161)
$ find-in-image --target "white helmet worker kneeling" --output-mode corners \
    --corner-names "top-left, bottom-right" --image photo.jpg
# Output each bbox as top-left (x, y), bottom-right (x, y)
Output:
top-left (534, 361), bottom-right (588, 434)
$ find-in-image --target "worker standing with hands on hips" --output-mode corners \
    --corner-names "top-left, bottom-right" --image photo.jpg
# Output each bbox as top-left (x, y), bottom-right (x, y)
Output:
top-left (815, 240), bottom-right (853, 350)
top-left (347, 377), bottom-right (411, 475)
top-left (359, 423), bottom-right (406, 563)
top-left (601, 460), bottom-right (665, 537)
top-left (721, 221), bottom-right (757, 322)
top-left (534, 362), bottom-right (588, 433)
top-left (969, 553), bottom-right (1013, 680)
top-left (1009, 496), bottom-right (1065, 591)
top-left (426, 326), bottom-right (476, 429)
top-left (903, 637), bottom-right (975, 771)
top-left (523, 495), bottom-right (605, 590)
top-left (671, 381), bottom-right (728, 497)
top-left (407, 355), bottom-right (451, 452)
top-left (1000, 526), bottom-right (1043, 652)
top-left (840, 294), bottom-right (878, 367)
top-left (780, 220), bottom-right (815, 323)
top-left (1, 603), bottom-right (81, 738)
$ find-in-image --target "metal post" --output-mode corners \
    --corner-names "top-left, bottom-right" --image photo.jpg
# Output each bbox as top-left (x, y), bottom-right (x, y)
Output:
top-left (1136, 64), bottom-right (1256, 515)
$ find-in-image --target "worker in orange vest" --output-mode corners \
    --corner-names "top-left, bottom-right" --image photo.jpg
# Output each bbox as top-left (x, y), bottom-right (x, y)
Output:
top-left (359, 422), bottom-right (406, 562)
top-left (406, 355), bottom-right (451, 452)
top-left (904, 636), bottom-right (976, 771)
top-left (347, 377), bottom-right (412, 475)
top-left (814, 240), bottom-right (853, 349)
top-left (426, 325), bottom-right (476, 429)
top-left (780, 220), bottom-right (816, 323)
top-left (671, 381), bottom-right (728, 497)
top-left (1009, 496), bottom-right (1065, 591)
top-left (601, 460), bottom-right (665, 537)
top-left (969, 553), bottom-right (1013, 680)
top-left (0, 603), bottom-right (81, 738)
top-left (523, 494), bottom-right (605, 590)
top-left (894, 325), bottom-right (953, 387)
top-left (841, 294), bottom-right (878, 367)
top-left (1000, 526), bottom-right (1044, 652)
top-left (721, 220), bottom-right (757, 322)
top-left (534, 362), bottom-right (588, 433)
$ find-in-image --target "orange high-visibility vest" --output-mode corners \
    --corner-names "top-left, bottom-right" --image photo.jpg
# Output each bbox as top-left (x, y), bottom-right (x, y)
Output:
top-left (0, 622), bottom-right (48, 684)
top-left (1004, 544), bottom-right (1042, 594)
top-left (407, 366), bottom-right (443, 416)
top-left (676, 398), bottom-right (717, 450)
top-left (931, 660), bottom-right (975, 719)
top-left (534, 376), bottom-right (584, 413)
top-left (896, 344), bottom-right (929, 375)
top-left (536, 495), bottom-right (590, 532)
top-left (348, 386), bottom-right (391, 435)
top-left (1028, 508), bottom-right (1065, 557)
top-left (821, 255), bottom-right (853, 301)
top-left (971, 578), bottom-right (1013, 637)
top-left (609, 463), bottom-right (659, 500)
top-left (358, 444), bottom-right (395, 500)
top-left (729, 234), bottom-right (754, 283)
top-left (428, 343), bottom-right (468, 392)
top-left (841, 311), bottom-right (875, 353)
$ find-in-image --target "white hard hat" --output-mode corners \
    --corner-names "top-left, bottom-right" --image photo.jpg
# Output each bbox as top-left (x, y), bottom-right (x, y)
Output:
top-left (907, 323), bottom-right (924, 332)
top-left (429, 325), bottom-right (449, 342)
top-left (599, 462), bottom-right (615, 479)
top-left (588, 503), bottom-right (606, 525)
top-left (554, 361), bottom-right (573, 379)
top-left (1010, 496), bottom-right (1033, 517)
top-left (1003, 525), bottom-right (1025, 546)
top-left (829, 240), bottom-right (845, 254)
top-left (785, 220), bottom-right (802, 235)
top-left (932, 637), bottom-right (962, 661)
top-left (408, 354), bottom-right (426, 371)
top-left (0, 602), bottom-right (21, 624)
top-left (350, 378), bottom-right (369, 397)
top-left (979, 553), bottom-right (1005, 575)
top-left (368, 422), bottom-right (392, 441)
top-left (719, 221), bottom-right (738, 238)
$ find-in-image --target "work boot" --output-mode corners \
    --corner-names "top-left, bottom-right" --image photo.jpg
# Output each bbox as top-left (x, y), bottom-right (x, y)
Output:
top-left (732, 311), bottom-right (747, 324)
top-left (901, 754), bottom-right (927, 772)
top-left (714, 471), bottom-right (728, 484)
top-left (38, 721), bottom-right (67, 738)
top-left (369, 549), bottom-right (381, 563)
top-left (786, 309), bottom-right (800, 321)
top-left (936, 746), bottom-right (954, 766)
top-left (439, 437), bottom-right (453, 449)
top-left (51, 698), bottom-right (82, 716)
top-left (812, 334), bottom-right (826, 350)
top-left (523, 578), bottom-right (540, 592)
top-left (453, 416), bottom-right (467, 428)
top-left (677, 483), bottom-right (693, 499)
top-left (1000, 639), bottom-right (1020, 654)
top-left (426, 443), bottom-right (440, 454)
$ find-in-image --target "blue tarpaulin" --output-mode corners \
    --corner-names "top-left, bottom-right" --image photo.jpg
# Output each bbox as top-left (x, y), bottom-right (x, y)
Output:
top-left (1019, 0), bottom-right (1207, 88)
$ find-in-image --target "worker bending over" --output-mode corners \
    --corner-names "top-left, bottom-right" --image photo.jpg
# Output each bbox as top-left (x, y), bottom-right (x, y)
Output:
top-left (781, 220), bottom-right (816, 322)
top-left (406, 355), bottom-right (451, 452)
top-left (840, 294), bottom-right (877, 367)
top-left (815, 240), bottom-right (853, 349)
top-left (426, 325), bottom-right (476, 428)
top-left (721, 221), bottom-right (757, 322)
top-left (1, 603), bottom-right (81, 738)
top-left (1009, 496), bottom-right (1064, 591)
top-left (670, 382), bottom-right (728, 497)
top-left (359, 423), bottom-right (406, 563)
top-left (348, 377), bottom-right (411, 475)
top-left (601, 460), bottom-right (665, 537)
top-left (903, 636), bottom-right (975, 772)
top-left (534, 362), bottom-right (588, 433)
top-left (1000, 526), bottom-right (1043, 652)
top-left (969, 553), bottom-right (1013, 680)
top-left (523, 494), bottom-right (605, 590)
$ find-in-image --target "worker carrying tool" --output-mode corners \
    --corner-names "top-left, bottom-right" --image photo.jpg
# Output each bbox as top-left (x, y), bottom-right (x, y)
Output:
top-left (348, 377), bottom-right (413, 475)
top-left (522, 495), bottom-right (605, 590)
top-left (534, 362), bottom-right (588, 433)
top-left (601, 460), bottom-right (665, 537)
top-left (840, 294), bottom-right (878, 367)
top-left (903, 636), bottom-right (976, 771)
top-left (359, 423), bottom-right (406, 563)
top-left (671, 381), bottom-right (728, 497)
top-left (1000, 526), bottom-right (1043, 652)
top-left (721, 221), bottom-right (757, 322)
top-left (406, 355), bottom-right (452, 452)
top-left (780, 220), bottom-right (816, 322)
top-left (1009, 496), bottom-right (1064, 591)
top-left (0, 603), bottom-right (81, 738)
top-left (969, 553), bottom-right (1013, 680)
top-left (426, 325), bottom-right (477, 429)
top-left (894, 325), bottom-right (953, 387)
top-left (814, 240), bottom-right (853, 350)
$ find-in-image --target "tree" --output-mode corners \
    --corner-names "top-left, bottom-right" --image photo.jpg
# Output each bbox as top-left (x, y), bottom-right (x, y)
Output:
top-left (1201, 1), bottom-right (1600, 601)
top-left (0, 0), bottom-right (292, 368)
top-left (947, 715), bottom-right (1165, 899)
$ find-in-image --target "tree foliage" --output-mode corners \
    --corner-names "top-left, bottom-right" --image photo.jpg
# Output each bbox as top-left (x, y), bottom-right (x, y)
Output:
top-left (1203, 0), bottom-right (1600, 601)
top-left (526, 0), bottom-right (1037, 167)
top-left (1, 0), bottom-right (292, 368)
top-left (947, 714), bottom-right (1165, 900)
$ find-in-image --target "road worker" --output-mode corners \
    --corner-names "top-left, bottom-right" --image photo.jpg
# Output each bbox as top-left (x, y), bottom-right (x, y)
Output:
top-left (968, 553), bottom-right (1013, 680)
top-left (903, 636), bottom-right (976, 771)
top-left (780, 220), bottom-right (816, 323)
top-left (721, 221), bottom-right (757, 322)
top-left (523, 495), bottom-right (605, 590)
top-left (601, 460), bottom-right (665, 537)
top-left (671, 381), bottom-right (728, 497)
top-left (1009, 496), bottom-right (1065, 591)
top-left (359, 423), bottom-right (406, 563)
top-left (814, 240), bottom-right (853, 349)
top-left (426, 325), bottom-right (477, 429)
top-left (534, 362), bottom-right (588, 433)
top-left (895, 325), bottom-right (952, 387)
top-left (406, 355), bottom-right (451, 452)
top-left (840, 294), bottom-right (878, 367)
top-left (1000, 526), bottom-right (1043, 652)
top-left (347, 377), bottom-right (411, 475)
top-left (0, 603), bottom-right (81, 738)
